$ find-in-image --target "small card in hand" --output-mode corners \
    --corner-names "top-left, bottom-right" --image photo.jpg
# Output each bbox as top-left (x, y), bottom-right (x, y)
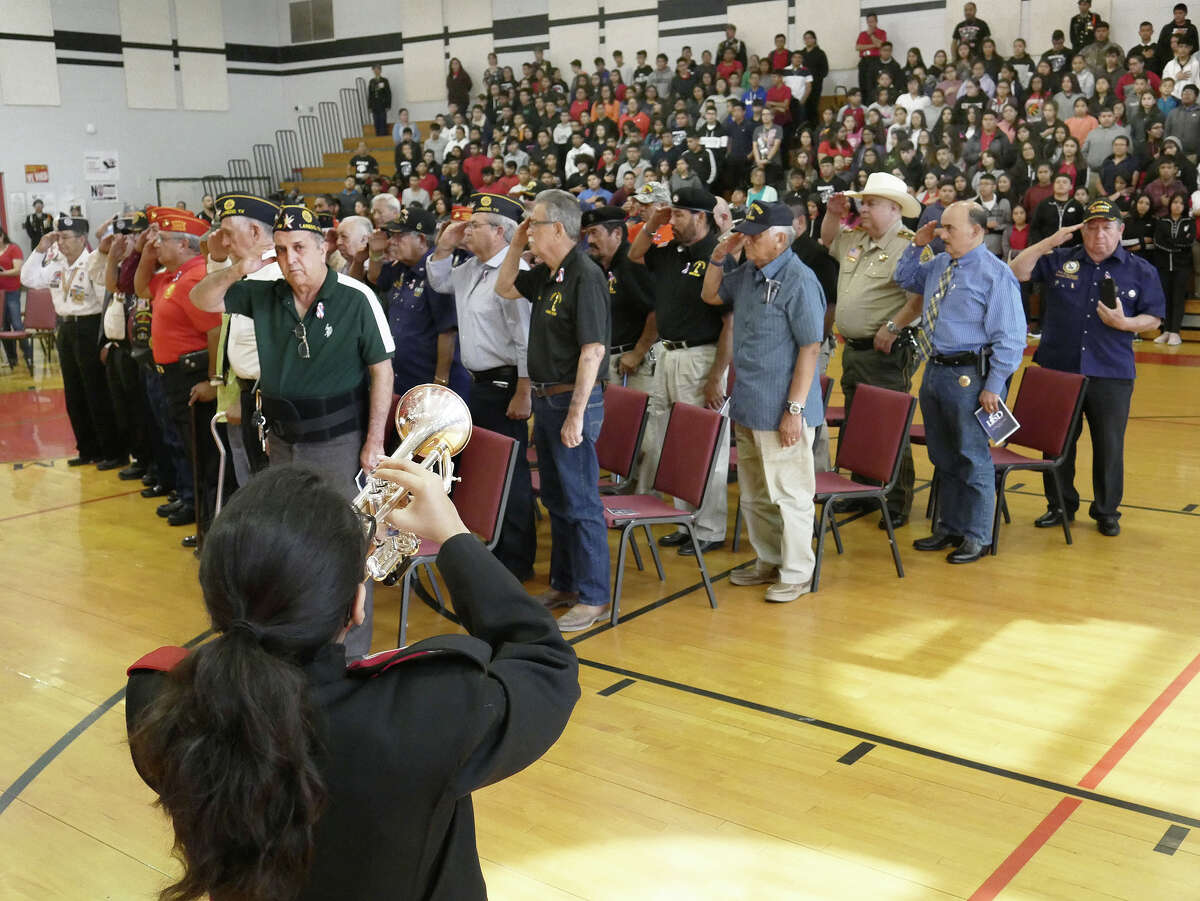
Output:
top-left (975, 398), bottom-right (1020, 444)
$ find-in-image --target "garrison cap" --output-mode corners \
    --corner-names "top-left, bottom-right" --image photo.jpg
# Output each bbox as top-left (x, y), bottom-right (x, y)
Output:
top-left (273, 204), bottom-right (324, 235)
top-left (470, 192), bottom-right (525, 222)
top-left (214, 192), bottom-right (280, 227)
top-left (56, 215), bottom-right (88, 235)
top-left (114, 211), bottom-right (149, 234)
top-left (147, 207), bottom-right (208, 237)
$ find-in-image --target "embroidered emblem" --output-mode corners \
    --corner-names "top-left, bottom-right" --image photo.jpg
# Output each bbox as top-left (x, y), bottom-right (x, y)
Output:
top-left (1063, 260), bottom-right (1080, 274)
top-left (546, 291), bottom-right (562, 316)
top-left (324, 324), bottom-right (332, 338)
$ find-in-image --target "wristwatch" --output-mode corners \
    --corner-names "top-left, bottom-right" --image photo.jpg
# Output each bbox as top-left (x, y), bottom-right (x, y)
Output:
top-left (885, 320), bottom-right (902, 335)
top-left (208, 377), bottom-right (223, 387)
top-left (786, 401), bottom-right (804, 416)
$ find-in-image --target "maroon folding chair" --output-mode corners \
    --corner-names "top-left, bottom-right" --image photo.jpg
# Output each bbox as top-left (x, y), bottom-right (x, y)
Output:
top-left (393, 426), bottom-right (519, 646)
top-left (602, 401), bottom-right (725, 624)
top-left (988, 366), bottom-right (1087, 554)
top-left (812, 384), bottom-right (916, 591)
top-left (22, 289), bottom-right (57, 368)
top-left (597, 384), bottom-right (650, 490)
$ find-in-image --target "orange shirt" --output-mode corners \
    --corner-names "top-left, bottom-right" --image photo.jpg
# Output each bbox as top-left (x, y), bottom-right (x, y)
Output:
top-left (626, 220), bottom-right (674, 247)
top-left (150, 255), bottom-right (220, 364)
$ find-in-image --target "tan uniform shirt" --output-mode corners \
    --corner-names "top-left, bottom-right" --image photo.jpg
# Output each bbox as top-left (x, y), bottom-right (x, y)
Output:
top-left (830, 221), bottom-right (914, 339)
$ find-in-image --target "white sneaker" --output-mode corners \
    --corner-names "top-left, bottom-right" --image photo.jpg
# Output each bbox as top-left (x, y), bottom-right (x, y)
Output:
top-left (1154, 332), bottom-right (1170, 344)
top-left (556, 602), bottom-right (611, 631)
top-left (1168, 333), bottom-right (1183, 346)
top-left (534, 588), bottom-right (578, 609)
top-left (764, 580), bottom-right (812, 603)
top-left (729, 560), bottom-right (780, 586)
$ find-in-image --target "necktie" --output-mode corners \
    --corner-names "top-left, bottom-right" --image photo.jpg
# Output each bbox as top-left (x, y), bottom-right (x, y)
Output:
top-left (913, 259), bottom-right (956, 362)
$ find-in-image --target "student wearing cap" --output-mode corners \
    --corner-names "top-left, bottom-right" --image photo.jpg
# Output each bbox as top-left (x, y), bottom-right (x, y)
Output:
top-left (821, 173), bottom-right (924, 528)
top-left (496, 189), bottom-right (613, 631)
top-left (629, 184), bottom-right (733, 556)
top-left (625, 181), bottom-right (675, 247)
top-left (132, 208), bottom-right (222, 536)
top-left (427, 192), bottom-right (536, 582)
top-left (207, 192), bottom-right (283, 483)
top-left (21, 214), bottom-right (122, 468)
top-left (366, 207), bottom-right (470, 399)
top-left (1010, 199), bottom-right (1166, 537)
top-left (581, 206), bottom-right (657, 401)
top-left (702, 201), bottom-right (826, 601)
top-left (191, 204), bottom-right (394, 656)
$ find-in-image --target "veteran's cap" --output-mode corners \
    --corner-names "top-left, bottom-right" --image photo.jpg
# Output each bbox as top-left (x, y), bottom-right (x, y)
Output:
top-left (470, 192), bottom-right (525, 222)
top-left (631, 181), bottom-right (671, 204)
top-left (273, 204), bottom-right (324, 234)
top-left (56, 215), bottom-right (89, 235)
top-left (670, 185), bottom-right (718, 214)
top-left (146, 207), bottom-right (208, 237)
top-left (214, 193), bottom-right (281, 227)
top-left (732, 200), bottom-right (793, 234)
top-left (383, 207), bottom-right (438, 235)
top-left (1083, 198), bottom-right (1122, 223)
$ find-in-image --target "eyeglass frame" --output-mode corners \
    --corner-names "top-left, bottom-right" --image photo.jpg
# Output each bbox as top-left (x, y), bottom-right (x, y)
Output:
top-left (292, 320), bottom-right (310, 359)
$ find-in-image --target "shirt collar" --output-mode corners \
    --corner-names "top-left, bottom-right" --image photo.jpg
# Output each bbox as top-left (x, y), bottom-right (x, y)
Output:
top-left (951, 243), bottom-right (991, 267)
top-left (867, 219), bottom-right (904, 250)
top-left (758, 249), bottom-right (791, 280)
top-left (483, 246), bottom-right (509, 268)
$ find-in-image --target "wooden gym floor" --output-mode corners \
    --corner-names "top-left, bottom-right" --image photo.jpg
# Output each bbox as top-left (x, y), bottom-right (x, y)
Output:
top-left (1, 338), bottom-right (1199, 900)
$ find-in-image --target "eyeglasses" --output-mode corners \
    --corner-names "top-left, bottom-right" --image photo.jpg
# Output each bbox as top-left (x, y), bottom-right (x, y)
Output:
top-left (526, 219), bottom-right (555, 228)
top-left (292, 321), bottom-right (310, 359)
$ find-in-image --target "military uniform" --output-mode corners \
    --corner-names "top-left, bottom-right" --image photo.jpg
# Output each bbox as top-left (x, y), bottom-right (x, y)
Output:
top-left (829, 220), bottom-right (918, 518)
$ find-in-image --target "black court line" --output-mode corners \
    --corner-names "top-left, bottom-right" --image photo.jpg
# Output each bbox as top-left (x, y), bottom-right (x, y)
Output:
top-left (1184, 504), bottom-right (1198, 513)
top-left (0, 628), bottom-right (214, 818)
top-left (1002, 486), bottom-right (1200, 518)
top-left (1155, 825), bottom-right (1189, 855)
top-left (838, 741), bottom-right (876, 765)
top-left (598, 678), bottom-right (636, 697)
top-left (575, 656), bottom-right (1200, 831)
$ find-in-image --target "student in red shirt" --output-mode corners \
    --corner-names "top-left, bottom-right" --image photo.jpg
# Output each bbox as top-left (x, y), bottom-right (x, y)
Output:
top-left (768, 34), bottom-right (790, 71)
top-left (716, 47), bottom-right (743, 84)
top-left (0, 228), bottom-right (30, 373)
top-left (856, 14), bottom-right (887, 98)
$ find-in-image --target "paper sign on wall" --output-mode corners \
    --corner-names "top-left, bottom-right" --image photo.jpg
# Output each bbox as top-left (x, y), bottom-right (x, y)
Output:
top-left (84, 152), bottom-right (120, 181)
top-left (90, 183), bottom-right (120, 202)
top-left (25, 165), bottom-right (49, 184)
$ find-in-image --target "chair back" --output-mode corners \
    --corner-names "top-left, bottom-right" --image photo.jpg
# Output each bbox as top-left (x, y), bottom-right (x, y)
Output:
top-left (1006, 366), bottom-right (1087, 459)
top-left (835, 384), bottom-right (916, 485)
top-left (23, 290), bottom-right (56, 331)
top-left (451, 426), bottom-right (518, 547)
top-left (652, 402), bottom-right (724, 508)
top-left (595, 385), bottom-right (650, 479)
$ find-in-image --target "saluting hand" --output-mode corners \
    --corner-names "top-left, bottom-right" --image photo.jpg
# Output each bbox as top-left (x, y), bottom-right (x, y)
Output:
top-left (1046, 222), bottom-right (1084, 249)
top-left (238, 254), bottom-right (267, 277)
top-left (367, 229), bottom-right (389, 255)
top-left (825, 193), bottom-right (850, 221)
top-left (35, 232), bottom-right (58, 253)
top-left (646, 205), bottom-right (672, 230)
top-left (711, 231), bottom-right (745, 263)
top-left (512, 217), bottom-right (532, 249)
top-left (912, 220), bottom-right (939, 248)
top-left (438, 219), bottom-right (467, 249)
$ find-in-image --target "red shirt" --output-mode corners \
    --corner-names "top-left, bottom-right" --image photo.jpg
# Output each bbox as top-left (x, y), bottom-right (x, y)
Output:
top-left (1007, 224), bottom-right (1030, 253)
top-left (766, 84), bottom-right (793, 124)
top-left (857, 28), bottom-right (886, 58)
top-left (150, 255), bottom-right (220, 364)
top-left (493, 174), bottom-right (520, 196)
top-left (0, 243), bottom-right (24, 292)
top-left (419, 173), bottom-right (439, 195)
top-left (768, 49), bottom-right (790, 71)
top-left (618, 111), bottom-right (650, 137)
top-left (716, 61), bottom-right (743, 83)
top-left (461, 154), bottom-right (494, 189)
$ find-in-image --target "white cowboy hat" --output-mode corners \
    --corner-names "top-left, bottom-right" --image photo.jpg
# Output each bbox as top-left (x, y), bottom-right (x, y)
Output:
top-left (844, 172), bottom-right (922, 219)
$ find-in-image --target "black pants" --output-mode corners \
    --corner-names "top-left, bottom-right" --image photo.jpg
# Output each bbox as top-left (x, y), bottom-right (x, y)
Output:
top-left (56, 315), bottom-right (120, 460)
top-left (371, 106), bottom-right (387, 137)
top-left (468, 380), bottom-right (536, 579)
top-left (104, 343), bottom-right (151, 465)
top-left (161, 363), bottom-right (218, 530)
top-left (1043, 376), bottom-right (1133, 521)
top-left (1160, 265), bottom-right (1191, 333)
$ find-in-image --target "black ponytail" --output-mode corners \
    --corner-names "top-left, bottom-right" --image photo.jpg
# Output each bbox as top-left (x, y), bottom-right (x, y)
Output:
top-left (130, 466), bottom-right (367, 901)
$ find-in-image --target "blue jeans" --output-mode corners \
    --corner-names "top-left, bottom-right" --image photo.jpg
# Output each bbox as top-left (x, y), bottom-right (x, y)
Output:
top-left (532, 385), bottom-right (611, 607)
top-left (919, 362), bottom-right (998, 545)
top-left (2, 290), bottom-right (32, 366)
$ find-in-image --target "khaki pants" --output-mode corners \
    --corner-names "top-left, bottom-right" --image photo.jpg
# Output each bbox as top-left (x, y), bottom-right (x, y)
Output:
top-left (636, 343), bottom-right (729, 542)
top-left (735, 422), bottom-right (817, 585)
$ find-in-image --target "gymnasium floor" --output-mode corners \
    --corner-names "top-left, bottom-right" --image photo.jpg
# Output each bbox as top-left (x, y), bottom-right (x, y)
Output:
top-left (1, 338), bottom-right (1199, 900)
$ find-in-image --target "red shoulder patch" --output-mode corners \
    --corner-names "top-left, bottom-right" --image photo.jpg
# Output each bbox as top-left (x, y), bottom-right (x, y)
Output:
top-left (127, 646), bottom-right (190, 676)
top-left (347, 647), bottom-right (432, 678)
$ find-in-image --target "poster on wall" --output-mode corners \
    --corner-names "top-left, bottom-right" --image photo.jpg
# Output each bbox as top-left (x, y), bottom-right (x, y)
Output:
top-left (89, 183), bottom-right (119, 202)
top-left (83, 152), bottom-right (120, 182)
top-left (25, 165), bottom-right (49, 184)
top-left (28, 192), bottom-right (58, 216)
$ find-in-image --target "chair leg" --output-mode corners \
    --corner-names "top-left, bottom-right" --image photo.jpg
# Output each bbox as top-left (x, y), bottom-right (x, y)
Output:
top-left (642, 524), bottom-right (665, 580)
top-left (610, 526), bottom-right (634, 625)
top-left (629, 528), bottom-right (645, 571)
top-left (732, 500), bottom-right (743, 552)
top-left (829, 509), bottom-right (844, 555)
top-left (1051, 469), bottom-right (1073, 546)
top-left (398, 569), bottom-right (413, 648)
top-left (424, 562), bottom-right (445, 611)
top-left (812, 502), bottom-right (830, 592)
top-left (1001, 494), bottom-right (1011, 524)
top-left (925, 469), bottom-right (938, 519)
top-left (879, 495), bottom-right (904, 578)
top-left (990, 469), bottom-right (1009, 556)
top-left (683, 523), bottom-right (718, 608)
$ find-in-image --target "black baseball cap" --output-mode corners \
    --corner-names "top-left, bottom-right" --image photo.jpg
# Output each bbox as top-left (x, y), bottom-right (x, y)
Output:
top-left (114, 211), bottom-right (149, 234)
top-left (733, 201), bottom-right (793, 234)
top-left (1083, 198), bottom-right (1121, 223)
top-left (384, 207), bottom-right (438, 235)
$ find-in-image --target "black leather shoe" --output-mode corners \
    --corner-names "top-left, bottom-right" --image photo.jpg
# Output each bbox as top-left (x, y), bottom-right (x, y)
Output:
top-left (913, 533), bottom-right (964, 551)
top-left (168, 504), bottom-right (196, 526)
top-left (658, 531), bottom-right (690, 547)
top-left (879, 512), bottom-right (909, 530)
top-left (67, 455), bottom-right (98, 467)
top-left (181, 534), bottom-right (197, 548)
top-left (947, 539), bottom-right (986, 563)
top-left (1097, 518), bottom-right (1121, 537)
top-left (118, 463), bottom-right (147, 481)
top-left (678, 539), bottom-right (724, 556)
top-left (157, 499), bottom-right (183, 518)
top-left (141, 473), bottom-right (156, 486)
top-left (95, 457), bottom-right (127, 471)
top-left (1034, 508), bottom-right (1074, 528)
top-left (141, 483), bottom-right (169, 498)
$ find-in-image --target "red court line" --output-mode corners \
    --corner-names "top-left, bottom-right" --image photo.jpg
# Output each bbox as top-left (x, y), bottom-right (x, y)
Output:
top-left (969, 649), bottom-right (1200, 899)
top-left (0, 488), bottom-right (144, 523)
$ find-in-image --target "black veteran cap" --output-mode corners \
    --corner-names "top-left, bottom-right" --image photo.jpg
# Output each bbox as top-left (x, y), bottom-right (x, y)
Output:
top-left (215, 192), bottom-right (281, 227)
top-left (733, 200), bottom-right (793, 234)
top-left (470, 192), bottom-right (525, 222)
top-left (384, 207), bottom-right (438, 235)
top-left (57, 215), bottom-right (88, 235)
top-left (580, 206), bottom-right (627, 229)
top-left (670, 185), bottom-right (717, 214)
top-left (114, 211), bottom-right (149, 234)
top-left (1083, 198), bottom-right (1122, 223)
top-left (273, 204), bottom-right (324, 235)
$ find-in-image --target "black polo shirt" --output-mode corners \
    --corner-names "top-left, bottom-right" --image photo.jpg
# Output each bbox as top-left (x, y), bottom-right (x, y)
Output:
top-left (643, 232), bottom-right (728, 344)
top-left (514, 248), bottom-right (611, 385)
top-left (605, 243), bottom-right (655, 347)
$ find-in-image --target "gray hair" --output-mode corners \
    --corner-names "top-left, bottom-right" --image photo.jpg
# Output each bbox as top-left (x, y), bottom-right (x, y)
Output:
top-left (476, 211), bottom-right (517, 243)
top-left (339, 215), bottom-right (373, 239)
top-left (163, 233), bottom-right (204, 251)
top-left (371, 193), bottom-right (401, 218)
top-left (534, 188), bottom-right (582, 240)
top-left (965, 204), bottom-right (989, 232)
top-left (767, 224), bottom-right (796, 243)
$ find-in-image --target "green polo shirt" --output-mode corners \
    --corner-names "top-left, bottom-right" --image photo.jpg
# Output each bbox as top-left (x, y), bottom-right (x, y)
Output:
top-left (224, 267), bottom-right (394, 399)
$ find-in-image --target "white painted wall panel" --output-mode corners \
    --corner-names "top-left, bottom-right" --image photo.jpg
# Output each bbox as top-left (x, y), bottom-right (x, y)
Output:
top-left (405, 40), bottom-right (448, 102)
top-left (175, 0), bottom-right (225, 47)
top-left (119, 0), bottom-right (172, 45)
top-left (962, 0), bottom-right (1023, 56)
top-left (730, 0), bottom-right (789, 67)
top-left (123, 47), bottom-right (177, 108)
top-left (0, 0), bottom-right (54, 34)
top-left (179, 51), bottom-right (229, 109)
top-left (0, 40), bottom-right (61, 105)
top-left (551, 22), bottom-right (600, 70)
top-left (801, 0), bottom-right (859, 71)
top-left (447, 33), bottom-right (494, 98)
top-left (607, 18), bottom-right (658, 61)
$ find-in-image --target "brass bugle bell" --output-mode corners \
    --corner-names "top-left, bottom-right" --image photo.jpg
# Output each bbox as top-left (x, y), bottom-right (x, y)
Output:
top-left (352, 383), bottom-right (472, 581)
